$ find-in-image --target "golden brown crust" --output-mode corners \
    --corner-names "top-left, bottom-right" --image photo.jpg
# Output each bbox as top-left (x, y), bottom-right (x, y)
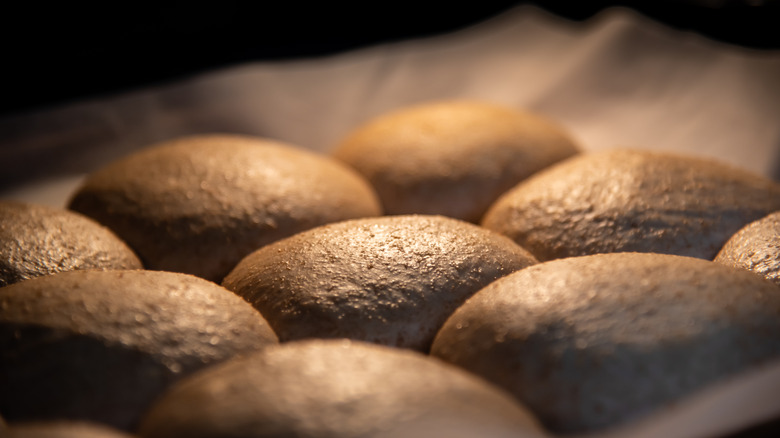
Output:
top-left (715, 211), bottom-right (780, 286)
top-left (332, 100), bottom-right (579, 222)
top-left (431, 253), bottom-right (780, 434)
top-left (481, 149), bottom-right (780, 261)
top-left (68, 134), bottom-right (382, 282)
top-left (0, 269), bottom-right (278, 430)
top-left (223, 215), bottom-right (537, 352)
top-left (138, 340), bottom-right (543, 438)
top-left (0, 201), bottom-right (142, 287)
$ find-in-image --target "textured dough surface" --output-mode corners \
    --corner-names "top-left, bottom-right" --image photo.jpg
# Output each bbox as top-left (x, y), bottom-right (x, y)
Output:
top-left (481, 149), bottom-right (780, 261)
top-left (0, 201), bottom-right (141, 287)
top-left (0, 269), bottom-right (278, 430)
top-left (138, 339), bottom-right (543, 438)
top-left (333, 100), bottom-right (579, 222)
top-left (68, 134), bottom-right (381, 282)
top-left (431, 252), bottom-right (780, 434)
top-left (715, 211), bottom-right (780, 287)
top-left (223, 215), bottom-right (537, 351)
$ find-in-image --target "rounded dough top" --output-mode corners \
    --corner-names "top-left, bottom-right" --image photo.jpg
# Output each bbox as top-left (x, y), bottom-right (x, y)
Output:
top-left (138, 339), bottom-right (543, 438)
top-left (333, 100), bottom-right (579, 222)
top-left (0, 201), bottom-right (141, 287)
top-left (715, 211), bottom-right (780, 287)
top-left (482, 149), bottom-right (780, 261)
top-left (6, 421), bottom-right (136, 438)
top-left (223, 214), bottom-right (537, 351)
top-left (431, 252), bottom-right (780, 433)
top-left (0, 269), bottom-right (278, 429)
top-left (68, 134), bottom-right (381, 281)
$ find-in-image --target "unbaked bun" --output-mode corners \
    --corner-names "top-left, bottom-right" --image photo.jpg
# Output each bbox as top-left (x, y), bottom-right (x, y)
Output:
top-left (332, 100), bottom-right (579, 222)
top-left (0, 269), bottom-right (278, 430)
top-left (715, 211), bottom-right (780, 287)
top-left (222, 215), bottom-right (537, 351)
top-left (431, 252), bottom-right (780, 434)
top-left (68, 134), bottom-right (381, 282)
top-left (482, 149), bottom-right (780, 261)
top-left (0, 201), bottom-right (141, 287)
top-left (138, 340), bottom-right (544, 438)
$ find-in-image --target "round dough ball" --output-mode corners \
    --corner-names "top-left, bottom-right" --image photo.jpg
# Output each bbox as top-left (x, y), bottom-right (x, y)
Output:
top-left (332, 100), bottom-right (580, 223)
top-left (0, 269), bottom-right (278, 430)
top-left (0, 201), bottom-right (142, 287)
top-left (138, 339), bottom-right (544, 438)
top-left (715, 211), bottom-right (780, 287)
top-left (430, 253), bottom-right (780, 434)
top-left (68, 134), bottom-right (382, 282)
top-left (222, 215), bottom-right (537, 351)
top-left (7, 422), bottom-right (135, 438)
top-left (481, 149), bottom-right (780, 261)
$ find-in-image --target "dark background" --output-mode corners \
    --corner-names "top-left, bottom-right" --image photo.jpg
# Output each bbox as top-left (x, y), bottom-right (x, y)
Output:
top-left (2, 0), bottom-right (778, 118)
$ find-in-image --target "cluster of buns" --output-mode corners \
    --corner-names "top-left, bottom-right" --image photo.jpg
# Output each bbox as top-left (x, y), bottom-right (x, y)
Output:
top-left (2, 100), bottom-right (780, 438)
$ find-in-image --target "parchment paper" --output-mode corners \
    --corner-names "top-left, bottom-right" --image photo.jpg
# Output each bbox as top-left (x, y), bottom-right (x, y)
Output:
top-left (1, 5), bottom-right (779, 436)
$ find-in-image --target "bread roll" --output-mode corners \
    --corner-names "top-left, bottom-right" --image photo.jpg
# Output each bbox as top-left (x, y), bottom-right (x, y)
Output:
top-left (715, 211), bottom-right (780, 287)
top-left (0, 201), bottom-right (141, 287)
top-left (431, 252), bottom-right (780, 434)
top-left (222, 215), bottom-right (537, 351)
top-left (138, 339), bottom-right (544, 438)
top-left (0, 269), bottom-right (278, 430)
top-left (68, 134), bottom-right (381, 282)
top-left (332, 100), bottom-right (579, 222)
top-left (482, 149), bottom-right (780, 261)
